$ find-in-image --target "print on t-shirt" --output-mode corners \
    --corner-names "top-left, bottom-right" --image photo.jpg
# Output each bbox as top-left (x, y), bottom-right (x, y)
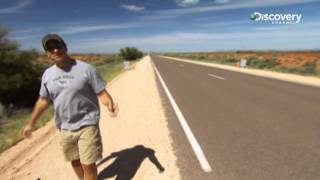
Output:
top-left (53, 75), bottom-right (75, 87)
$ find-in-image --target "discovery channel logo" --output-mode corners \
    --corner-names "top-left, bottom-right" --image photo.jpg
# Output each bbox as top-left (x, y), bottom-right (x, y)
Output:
top-left (250, 12), bottom-right (302, 24)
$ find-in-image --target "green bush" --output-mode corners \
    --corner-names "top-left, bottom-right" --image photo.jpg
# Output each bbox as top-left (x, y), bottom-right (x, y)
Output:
top-left (215, 58), bottom-right (238, 65)
top-left (302, 61), bottom-right (317, 75)
top-left (197, 55), bottom-right (205, 60)
top-left (119, 47), bottom-right (143, 61)
top-left (275, 61), bottom-right (317, 75)
top-left (247, 58), bottom-right (279, 69)
top-left (0, 27), bottom-right (43, 108)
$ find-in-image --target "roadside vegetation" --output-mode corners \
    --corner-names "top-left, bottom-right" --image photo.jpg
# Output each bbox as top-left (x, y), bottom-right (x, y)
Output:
top-left (274, 61), bottom-right (318, 76)
top-left (0, 27), bottom-right (47, 152)
top-left (164, 51), bottom-right (320, 77)
top-left (0, 26), bottom-right (143, 153)
top-left (119, 47), bottom-right (143, 61)
top-left (0, 106), bottom-right (54, 153)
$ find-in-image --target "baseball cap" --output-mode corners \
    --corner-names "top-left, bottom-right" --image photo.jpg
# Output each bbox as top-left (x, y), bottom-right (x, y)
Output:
top-left (42, 33), bottom-right (67, 51)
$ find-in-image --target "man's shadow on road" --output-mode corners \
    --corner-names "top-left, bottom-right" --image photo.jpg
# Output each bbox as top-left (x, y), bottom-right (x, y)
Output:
top-left (97, 145), bottom-right (165, 180)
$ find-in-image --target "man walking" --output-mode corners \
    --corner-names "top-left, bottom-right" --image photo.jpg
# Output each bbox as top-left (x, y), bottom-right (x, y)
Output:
top-left (21, 33), bottom-right (118, 180)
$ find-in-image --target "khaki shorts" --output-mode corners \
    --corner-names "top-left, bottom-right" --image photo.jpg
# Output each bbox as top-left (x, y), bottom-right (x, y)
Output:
top-left (59, 125), bottom-right (103, 165)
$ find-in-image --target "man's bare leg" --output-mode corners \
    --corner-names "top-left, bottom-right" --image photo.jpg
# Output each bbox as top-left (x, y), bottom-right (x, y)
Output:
top-left (71, 159), bottom-right (84, 179)
top-left (82, 163), bottom-right (98, 180)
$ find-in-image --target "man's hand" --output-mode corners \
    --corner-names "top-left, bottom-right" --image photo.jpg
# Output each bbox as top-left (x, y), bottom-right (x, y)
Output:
top-left (21, 124), bottom-right (33, 138)
top-left (21, 96), bottom-right (50, 139)
top-left (98, 89), bottom-right (118, 118)
top-left (108, 103), bottom-right (119, 118)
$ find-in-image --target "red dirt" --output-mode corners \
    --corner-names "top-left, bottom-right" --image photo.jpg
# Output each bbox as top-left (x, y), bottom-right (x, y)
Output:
top-left (192, 51), bottom-right (320, 69)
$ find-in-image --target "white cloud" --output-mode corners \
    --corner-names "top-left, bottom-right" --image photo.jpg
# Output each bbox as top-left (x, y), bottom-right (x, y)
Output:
top-left (175, 0), bottom-right (200, 7)
top-left (156, 0), bottom-right (319, 16)
top-left (120, 4), bottom-right (145, 12)
top-left (70, 27), bottom-right (320, 52)
top-left (18, 26), bottom-right (320, 52)
top-left (214, 0), bottom-right (230, 4)
top-left (0, 0), bottom-right (33, 14)
top-left (58, 23), bottom-right (146, 35)
top-left (10, 34), bottom-right (39, 41)
top-left (198, 20), bottom-right (249, 27)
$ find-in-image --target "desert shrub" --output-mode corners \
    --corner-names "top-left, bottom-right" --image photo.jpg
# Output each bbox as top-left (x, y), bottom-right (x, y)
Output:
top-left (302, 61), bottom-right (317, 75)
top-left (222, 58), bottom-right (238, 64)
top-left (247, 58), bottom-right (279, 69)
top-left (196, 55), bottom-right (206, 60)
top-left (119, 47), bottom-right (143, 61)
top-left (275, 61), bottom-right (317, 75)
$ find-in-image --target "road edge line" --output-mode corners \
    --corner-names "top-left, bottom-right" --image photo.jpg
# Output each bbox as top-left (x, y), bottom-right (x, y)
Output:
top-left (150, 57), bottom-right (212, 173)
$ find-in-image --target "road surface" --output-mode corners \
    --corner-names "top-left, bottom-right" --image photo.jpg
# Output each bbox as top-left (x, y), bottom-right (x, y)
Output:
top-left (152, 55), bottom-right (320, 180)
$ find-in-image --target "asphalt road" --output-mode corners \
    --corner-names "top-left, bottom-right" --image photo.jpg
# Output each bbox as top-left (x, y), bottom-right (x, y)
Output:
top-left (151, 55), bottom-right (320, 180)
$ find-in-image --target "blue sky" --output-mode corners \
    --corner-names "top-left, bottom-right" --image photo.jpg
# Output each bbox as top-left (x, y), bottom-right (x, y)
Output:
top-left (1, 0), bottom-right (320, 53)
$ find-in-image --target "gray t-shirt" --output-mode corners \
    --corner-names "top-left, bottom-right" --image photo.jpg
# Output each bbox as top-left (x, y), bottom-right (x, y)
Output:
top-left (39, 60), bottom-right (106, 131)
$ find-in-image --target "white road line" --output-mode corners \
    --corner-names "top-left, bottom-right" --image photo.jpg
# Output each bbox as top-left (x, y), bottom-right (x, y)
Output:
top-left (208, 73), bottom-right (225, 80)
top-left (151, 59), bottom-right (212, 173)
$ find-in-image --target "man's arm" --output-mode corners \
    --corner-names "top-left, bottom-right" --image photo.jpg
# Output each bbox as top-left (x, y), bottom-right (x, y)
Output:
top-left (97, 89), bottom-right (118, 117)
top-left (21, 96), bottom-right (50, 138)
